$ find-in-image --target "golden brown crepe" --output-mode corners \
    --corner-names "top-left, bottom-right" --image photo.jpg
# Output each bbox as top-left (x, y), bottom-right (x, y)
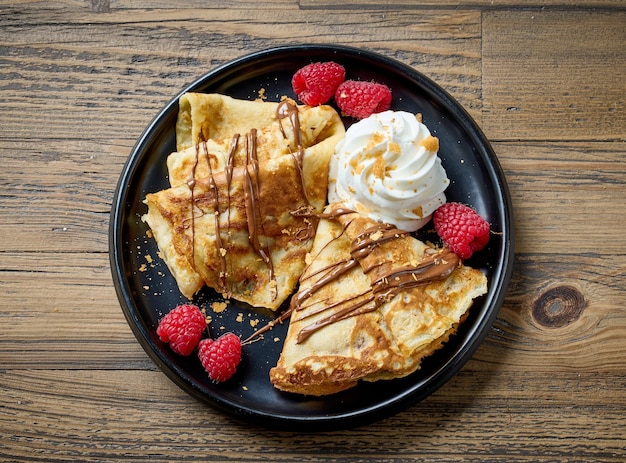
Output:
top-left (269, 204), bottom-right (488, 395)
top-left (142, 94), bottom-right (345, 309)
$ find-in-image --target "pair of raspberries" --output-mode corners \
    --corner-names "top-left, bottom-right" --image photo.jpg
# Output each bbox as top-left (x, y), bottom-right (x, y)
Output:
top-left (292, 61), bottom-right (392, 119)
top-left (156, 304), bottom-right (241, 383)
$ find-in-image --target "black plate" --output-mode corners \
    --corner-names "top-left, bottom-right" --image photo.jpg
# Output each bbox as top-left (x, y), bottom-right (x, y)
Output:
top-left (110, 44), bottom-right (514, 431)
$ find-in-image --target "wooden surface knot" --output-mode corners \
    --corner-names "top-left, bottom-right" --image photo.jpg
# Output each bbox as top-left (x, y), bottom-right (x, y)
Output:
top-left (531, 285), bottom-right (586, 328)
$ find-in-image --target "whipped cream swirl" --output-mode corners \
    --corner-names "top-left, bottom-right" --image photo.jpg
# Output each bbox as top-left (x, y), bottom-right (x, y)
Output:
top-left (328, 110), bottom-right (449, 231)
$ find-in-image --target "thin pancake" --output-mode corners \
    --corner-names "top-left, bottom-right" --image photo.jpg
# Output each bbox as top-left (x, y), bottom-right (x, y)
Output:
top-left (270, 205), bottom-right (488, 395)
top-left (142, 94), bottom-right (345, 309)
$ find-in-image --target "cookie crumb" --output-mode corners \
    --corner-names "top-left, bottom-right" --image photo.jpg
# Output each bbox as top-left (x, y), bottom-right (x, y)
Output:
top-left (211, 301), bottom-right (228, 313)
top-left (370, 230), bottom-right (383, 241)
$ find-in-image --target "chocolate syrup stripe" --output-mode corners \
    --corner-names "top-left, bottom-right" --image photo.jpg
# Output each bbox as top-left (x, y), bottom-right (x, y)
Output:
top-left (186, 134), bottom-right (226, 285)
top-left (370, 250), bottom-right (459, 297)
top-left (223, 134), bottom-right (239, 289)
top-left (276, 100), bottom-right (309, 205)
top-left (297, 292), bottom-right (376, 344)
top-left (202, 138), bottom-right (228, 289)
top-left (243, 128), bottom-right (276, 295)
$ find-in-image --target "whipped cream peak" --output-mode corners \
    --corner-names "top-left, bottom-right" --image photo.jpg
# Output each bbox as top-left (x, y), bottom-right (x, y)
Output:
top-left (328, 110), bottom-right (449, 231)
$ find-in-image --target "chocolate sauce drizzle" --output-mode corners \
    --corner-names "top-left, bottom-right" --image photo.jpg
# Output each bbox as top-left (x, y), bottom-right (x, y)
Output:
top-left (244, 206), bottom-right (461, 345)
top-left (186, 145), bottom-right (199, 270)
top-left (301, 208), bottom-right (461, 343)
top-left (222, 134), bottom-right (239, 289)
top-left (296, 220), bottom-right (459, 343)
top-left (187, 133), bottom-right (229, 291)
top-left (277, 100), bottom-right (309, 205)
top-left (243, 128), bottom-right (276, 295)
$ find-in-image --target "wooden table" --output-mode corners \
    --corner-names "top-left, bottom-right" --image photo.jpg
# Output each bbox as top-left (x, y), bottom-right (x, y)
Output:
top-left (2, 1), bottom-right (625, 461)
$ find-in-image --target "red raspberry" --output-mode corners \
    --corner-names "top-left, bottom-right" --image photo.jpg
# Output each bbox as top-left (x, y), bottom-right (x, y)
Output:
top-left (292, 61), bottom-right (345, 106)
top-left (156, 304), bottom-right (206, 356)
top-left (335, 80), bottom-right (392, 119)
top-left (433, 202), bottom-right (490, 260)
top-left (198, 333), bottom-right (242, 383)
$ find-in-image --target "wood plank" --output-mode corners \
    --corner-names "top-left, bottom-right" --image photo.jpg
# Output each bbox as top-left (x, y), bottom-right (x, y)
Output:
top-left (58, 0), bottom-right (626, 10)
top-left (494, 141), bottom-right (626, 255)
top-left (0, 137), bottom-right (130, 253)
top-left (485, 263), bottom-right (626, 373)
top-left (1, 369), bottom-right (625, 461)
top-left (486, 140), bottom-right (626, 373)
top-left (299, 0), bottom-right (626, 7)
top-left (0, 252), bottom-right (153, 369)
top-left (483, 10), bottom-right (626, 141)
top-left (0, 6), bottom-right (482, 142)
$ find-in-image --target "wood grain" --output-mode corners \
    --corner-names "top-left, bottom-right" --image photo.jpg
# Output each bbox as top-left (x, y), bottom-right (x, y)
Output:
top-left (300, 0), bottom-right (626, 6)
top-left (1, 4), bottom-right (483, 141)
top-left (1, 0), bottom-right (626, 461)
top-left (482, 9), bottom-right (626, 141)
top-left (2, 369), bottom-right (625, 461)
top-left (495, 141), bottom-right (626, 254)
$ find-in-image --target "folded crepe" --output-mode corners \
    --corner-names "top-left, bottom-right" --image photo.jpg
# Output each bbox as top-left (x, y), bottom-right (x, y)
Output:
top-left (269, 204), bottom-right (488, 395)
top-left (176, 93), bottom-right (290, 153)
top-left (142, 94), bottom-right (345, 309)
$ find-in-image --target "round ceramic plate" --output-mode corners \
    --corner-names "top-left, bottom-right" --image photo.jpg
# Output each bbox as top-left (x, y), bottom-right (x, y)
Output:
top-left (110, 44), bottom-right (514, 431)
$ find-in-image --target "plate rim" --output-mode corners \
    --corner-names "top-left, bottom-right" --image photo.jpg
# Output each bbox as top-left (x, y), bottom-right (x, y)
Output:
top-left (109, 43), bottom-right (514, 431)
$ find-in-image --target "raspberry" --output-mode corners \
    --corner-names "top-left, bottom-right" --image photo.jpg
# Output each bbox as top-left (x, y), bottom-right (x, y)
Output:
top-left (292, 61), bottom-right (345, 106)
top-left (433, 202), bottom-right (490, 260)
top-left (198, 333), bottom-right (242, 383)
top-left (335, 80), bottom-right (392, 119)
top-left (156, 304), bottom-right (206, 356)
